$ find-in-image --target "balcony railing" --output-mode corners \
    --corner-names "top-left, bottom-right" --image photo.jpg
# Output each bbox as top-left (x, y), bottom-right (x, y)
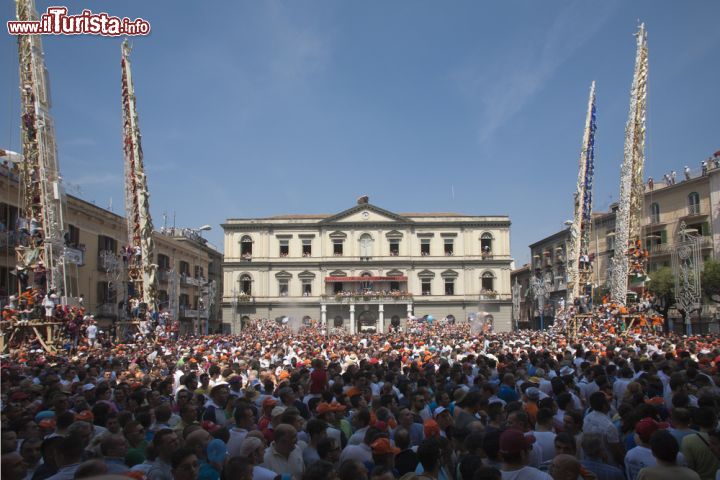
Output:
top-left (686, 204), bottom-right (702, 216)
top-left (479, 293), bottom-right (512, 301)
top-left (650, 236), bottom-right (712, 254)
top-left (158, 270), bottom-right (170, 282)
top-left (180, 307), bottom-right (209, 319)
top-left (180, 274), bottom-right (206, 287)
top-left (235, 294), bottom-right (254, 303)
top-left (321, 293), bottom-right (414, 304)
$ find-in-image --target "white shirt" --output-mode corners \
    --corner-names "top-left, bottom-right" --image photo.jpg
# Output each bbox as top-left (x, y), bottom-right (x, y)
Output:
top-left (583, 410), bottom-right (620, 444)
top-left (339, 443), bottom-right (373, 465)
top-left (263, 443), bottom-right (305, 480)
top-left (501, 466), bottom-right (552, 480)
top-left (613, 378), bottom-right (632, 408)
top-left (226, 428), bottom-right (249, 458)
top-left (253, 466), bottom-right (277, 480)
top-left (86, 325), bottom-right (97, 339)
top-left (348, 426), bottom-right (368, 446)
top-left (625, 446), bottom-right (656, 480)
top-left (532, 431), bottom-right (556, 464)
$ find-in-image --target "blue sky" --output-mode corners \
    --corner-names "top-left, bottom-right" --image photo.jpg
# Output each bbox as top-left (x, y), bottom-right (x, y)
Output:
top-left (2, 1), bottom-right (719, 265)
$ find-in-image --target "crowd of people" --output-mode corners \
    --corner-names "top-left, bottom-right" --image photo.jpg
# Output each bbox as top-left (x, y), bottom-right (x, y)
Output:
top-left (2, 315), bottom-right (720, 480)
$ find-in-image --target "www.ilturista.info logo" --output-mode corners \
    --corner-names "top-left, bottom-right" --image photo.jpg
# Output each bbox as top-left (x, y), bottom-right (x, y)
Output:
top-left (8, 6), bottom-right (150, 36)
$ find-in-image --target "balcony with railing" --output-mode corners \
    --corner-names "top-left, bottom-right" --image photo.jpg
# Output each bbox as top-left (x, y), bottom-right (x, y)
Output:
top-left (234, 293), bottom-right (255, 304)
top-left (321, 292), bottom-right (414, 304)
top-left (685, 204), bottom-right (703, 217)
top-left (479, 292), bottom-right (512, 301)
top-left (650, 236), bottom-right (712, 255)
top-left (180, 307), bottom-right (209, 319)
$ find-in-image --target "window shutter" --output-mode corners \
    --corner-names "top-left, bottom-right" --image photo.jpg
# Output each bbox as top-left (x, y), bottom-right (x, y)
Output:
top-left (701, 222), bottom-right (709, 236)
top-left (660, 230), bottom-right (667, 243)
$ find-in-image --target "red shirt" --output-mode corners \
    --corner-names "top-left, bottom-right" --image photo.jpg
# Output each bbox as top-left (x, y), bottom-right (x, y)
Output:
top-left (309, 368), bottom-right (327, 394)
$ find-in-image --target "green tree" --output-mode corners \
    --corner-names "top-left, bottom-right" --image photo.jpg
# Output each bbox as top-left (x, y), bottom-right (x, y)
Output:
top-left (702, 260), bottom-right (720, 305)
top-left (647, 266), bottom-right (675, 331)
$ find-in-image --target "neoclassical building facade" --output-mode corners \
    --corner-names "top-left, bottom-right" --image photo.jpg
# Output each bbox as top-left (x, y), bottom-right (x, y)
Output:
top-left (221, 201), bottom-right (513, 333)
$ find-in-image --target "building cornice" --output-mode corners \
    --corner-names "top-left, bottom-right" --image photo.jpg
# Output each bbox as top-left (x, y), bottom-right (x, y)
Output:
top-left (222, 220), bottom-right (511, 231)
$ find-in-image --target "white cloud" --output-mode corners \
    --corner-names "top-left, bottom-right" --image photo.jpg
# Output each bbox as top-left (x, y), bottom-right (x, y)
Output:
top-left (264, 1), bottom-right (331, 83)
top-left (453, 2), bottom-right (618, 144)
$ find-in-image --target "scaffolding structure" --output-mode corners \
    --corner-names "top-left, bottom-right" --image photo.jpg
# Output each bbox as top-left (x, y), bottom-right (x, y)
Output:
top-left (15, 0), bottom-right (67, 296)
top-left (610, 24), bottom-right (649, 305)
top-left (121, 40), bottom-right (158, 316)
top-left (566, 81), bottom-right (597, 305)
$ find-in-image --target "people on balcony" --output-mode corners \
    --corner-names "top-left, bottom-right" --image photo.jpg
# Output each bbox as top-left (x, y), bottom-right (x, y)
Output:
top-left (327, 289), bottom-right (411, 299)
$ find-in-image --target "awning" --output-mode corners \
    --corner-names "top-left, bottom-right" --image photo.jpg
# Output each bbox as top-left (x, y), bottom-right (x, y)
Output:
top-left (324, 276), bottom-right (408, 283)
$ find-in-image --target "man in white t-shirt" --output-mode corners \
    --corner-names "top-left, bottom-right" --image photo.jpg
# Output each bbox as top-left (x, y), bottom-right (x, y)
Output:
top-left (498, 429), bottom-right (551, 480)
top-left (626, 418), bottom-right (686, 480)
top-left (583, 392), bottom-right (623, 466)
top-left (532, 409), bottom-right (556, 464)
top-left (86, 321), bottom-right (98, 348)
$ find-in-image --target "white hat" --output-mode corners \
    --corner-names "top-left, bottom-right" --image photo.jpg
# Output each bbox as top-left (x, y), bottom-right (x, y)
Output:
top-left (82, 383), bottom-right (96, 391)
top-left (559, 366), bottom-right (575, 377)
top-left (433, 406), bottom-right (448, 418)
top-left (271, 406), bottom-right (287, 417)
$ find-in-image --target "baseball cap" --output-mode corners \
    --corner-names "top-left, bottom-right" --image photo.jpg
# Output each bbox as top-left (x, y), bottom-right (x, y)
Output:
top-left (499, 429), bottom-right (535, 454)
top-left (262, 397), bottom-right (278, 409)
top-left (635, 417), bottom-right (669, 443)
top-left (433, 406), bottom-right (448, 418)
top-left (316, 402), bottom-right (335, 415)
top-left (371, 438), bottom-right (400, 455)
top-left (271, 406), bottom-right (287, 418)
top-left (525, 387), bottom-right (541, 401)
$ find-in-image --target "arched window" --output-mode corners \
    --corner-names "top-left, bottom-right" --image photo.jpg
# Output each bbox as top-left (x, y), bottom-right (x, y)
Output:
top-left (240, 235), bottom-right (253, 257)
top-left (359, 233), bottom-right (373, 257)
top-left (239, 274), bottom-right (252, 295)
top-left (481, 271), bottom-right (495, 291)
top-left (481, 232), bottom-right (493, 257)
top-left (650, 203), bottom-right (660, 223)
top-left (688, 192), bottom-right (700, 215)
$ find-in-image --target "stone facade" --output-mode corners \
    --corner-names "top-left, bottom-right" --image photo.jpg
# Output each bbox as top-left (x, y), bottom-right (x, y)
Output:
top-left (222, 202), bottom-right (513, 333)
top-left (0, 164), bottom-right (223, 333)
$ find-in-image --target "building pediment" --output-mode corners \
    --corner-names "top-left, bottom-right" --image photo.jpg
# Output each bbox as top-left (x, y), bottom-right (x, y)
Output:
top-left (320, 204), bottom-right (413, 225)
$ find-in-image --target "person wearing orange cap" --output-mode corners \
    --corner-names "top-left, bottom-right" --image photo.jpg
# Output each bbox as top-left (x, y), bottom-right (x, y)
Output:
top-left (315, 403), bottom-right (346, 451)
top-left (370, 437), bottom-right (400, 471)
top-left (258, 397), bottom-right (278, 433)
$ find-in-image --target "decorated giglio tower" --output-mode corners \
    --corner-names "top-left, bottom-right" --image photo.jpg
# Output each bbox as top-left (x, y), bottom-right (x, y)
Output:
top-left (610, 24), bottom-right (649, 305)
top-left (121, 40), bottom-right (157, 315)
top-left (15, 0), bottom-right (67, 296)
top-left (566, 81), bottom-right (597, 305)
